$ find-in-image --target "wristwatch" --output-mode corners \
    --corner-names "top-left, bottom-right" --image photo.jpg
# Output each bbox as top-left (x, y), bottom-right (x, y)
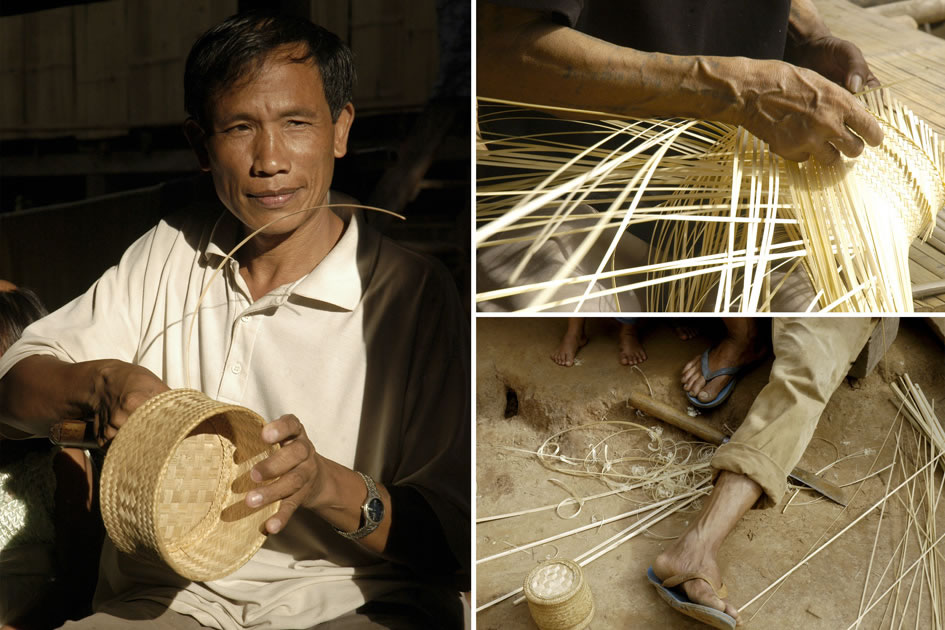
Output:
top-left (334, 471), bottom-right (384, 540)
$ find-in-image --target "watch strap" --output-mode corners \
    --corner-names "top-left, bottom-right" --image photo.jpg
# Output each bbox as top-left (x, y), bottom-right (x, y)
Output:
top-left (334, 471), bottom-right (383, 540)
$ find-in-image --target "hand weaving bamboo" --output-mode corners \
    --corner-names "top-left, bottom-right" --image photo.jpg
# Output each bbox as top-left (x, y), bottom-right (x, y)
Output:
top-left (476, 89), bottom-right (944, 312)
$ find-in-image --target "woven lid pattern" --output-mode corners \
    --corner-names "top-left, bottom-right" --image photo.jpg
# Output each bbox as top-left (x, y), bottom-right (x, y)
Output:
top-left (524, 559), bottom-right (595, 630)
top-left (101, 389), bottom-right (279, 582)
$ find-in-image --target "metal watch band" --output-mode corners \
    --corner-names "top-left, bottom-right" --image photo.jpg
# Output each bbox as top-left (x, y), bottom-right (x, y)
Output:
top-left (334, 471), bottom-right (383, 540)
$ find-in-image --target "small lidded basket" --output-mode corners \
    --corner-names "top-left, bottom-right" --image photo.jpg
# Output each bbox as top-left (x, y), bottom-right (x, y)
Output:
top-left (100, 388), bottom-right (279, 581)
top-left (524, 559), bottom-right (595, 630)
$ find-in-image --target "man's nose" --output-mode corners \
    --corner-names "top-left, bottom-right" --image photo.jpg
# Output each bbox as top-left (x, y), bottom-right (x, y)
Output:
top-left (250, 128), bottom-right (290, 176)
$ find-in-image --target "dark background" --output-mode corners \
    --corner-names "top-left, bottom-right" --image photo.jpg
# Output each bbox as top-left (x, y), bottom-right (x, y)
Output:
top-left (0, 0), bottom-right (470, 310)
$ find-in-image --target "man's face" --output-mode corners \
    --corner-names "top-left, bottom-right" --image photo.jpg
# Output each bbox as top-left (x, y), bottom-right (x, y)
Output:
top-left (195, 46), bottom-right (354, 238)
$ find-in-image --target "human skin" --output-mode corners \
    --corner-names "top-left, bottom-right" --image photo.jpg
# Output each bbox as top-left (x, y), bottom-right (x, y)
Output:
top-left (477, 0), bottom-right (883, 165)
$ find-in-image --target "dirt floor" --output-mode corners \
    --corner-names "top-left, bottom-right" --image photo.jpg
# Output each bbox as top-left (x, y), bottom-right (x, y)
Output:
top-left (476, 317), bottom-right (945, 630)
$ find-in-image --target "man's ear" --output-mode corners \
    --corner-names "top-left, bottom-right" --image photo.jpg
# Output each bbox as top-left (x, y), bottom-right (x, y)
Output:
top-left (183, 119), bottom-right (211, 171)
top-left (333, 102), bottom-right (355, 159)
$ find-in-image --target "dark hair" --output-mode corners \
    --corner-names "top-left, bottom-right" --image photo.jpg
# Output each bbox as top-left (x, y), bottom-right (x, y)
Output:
top-left (0, 288), bottom-right (47, 356)
top-left (184, 11), bottom-right (356, 128)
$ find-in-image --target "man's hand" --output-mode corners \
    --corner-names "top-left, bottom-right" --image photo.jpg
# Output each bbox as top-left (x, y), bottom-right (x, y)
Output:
top-left (91, 360), bottom-right (169, 444)
top-left (245, 414), bottom-right (322, 535)
top-left (729, 58), bottom-right (884, 165)
top-left (787, 35), bottom-right (880, 94)
top-left (0, 356), bottom-right (168, 443)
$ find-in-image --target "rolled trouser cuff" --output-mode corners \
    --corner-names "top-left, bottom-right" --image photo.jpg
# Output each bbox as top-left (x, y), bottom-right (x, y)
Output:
top-left (711, 441), bottom-right (788, 509)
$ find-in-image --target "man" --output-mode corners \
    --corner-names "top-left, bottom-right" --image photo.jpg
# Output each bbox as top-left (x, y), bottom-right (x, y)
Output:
top-left (0, 12), bottom-right (468, 630)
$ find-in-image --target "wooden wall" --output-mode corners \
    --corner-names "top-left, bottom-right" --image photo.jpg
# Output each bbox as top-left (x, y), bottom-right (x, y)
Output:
top-left (0, 0), bottom-right (439, 140)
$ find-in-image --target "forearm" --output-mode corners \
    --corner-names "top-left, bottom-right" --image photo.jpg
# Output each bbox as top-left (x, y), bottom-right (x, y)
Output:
top-left (0, 355), bottom-right (100, 437)
top-left (477, 4), bottom-right (762, 125)
top-left (307, 458), bottom-right (459, 577)
top-left (306, 456), bottom-right (393, 554)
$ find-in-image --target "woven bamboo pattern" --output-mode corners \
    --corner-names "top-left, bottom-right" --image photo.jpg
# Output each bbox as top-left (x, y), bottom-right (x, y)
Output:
top-left (100, 388), bottom-right (279, 582)
top-left (476, 89), bottom-right (944, 312)
top-left (524, 559), bottom-right (595, 630)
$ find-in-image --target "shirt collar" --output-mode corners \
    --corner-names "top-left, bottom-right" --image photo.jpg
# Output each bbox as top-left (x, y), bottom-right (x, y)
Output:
top-left (202, 192), bottom-right (365, 311)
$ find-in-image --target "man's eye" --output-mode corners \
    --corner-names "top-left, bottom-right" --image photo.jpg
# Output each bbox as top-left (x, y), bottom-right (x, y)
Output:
top-left (287, 120), bottom-right (310, 127)
top-left (225, 124), bottom-right (251, 133)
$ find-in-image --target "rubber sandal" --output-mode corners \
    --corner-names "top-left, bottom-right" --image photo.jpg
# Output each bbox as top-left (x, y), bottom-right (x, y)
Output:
top-left (685, 348), bottom-right (746, 409)
top-left (646, 567), bottom-right (736, 630)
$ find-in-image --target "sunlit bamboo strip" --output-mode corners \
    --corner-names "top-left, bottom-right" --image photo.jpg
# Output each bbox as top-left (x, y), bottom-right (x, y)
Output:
top-left (477, 242), bottom-right (806, 303)
top-left (477, 89), bottom-right (944, 312)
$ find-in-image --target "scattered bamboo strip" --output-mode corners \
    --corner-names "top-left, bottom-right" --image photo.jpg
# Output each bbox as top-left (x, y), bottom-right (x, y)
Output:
top-left (739, 449), bottom-right (945, 613)
top-left (476, 486), bottom-right (708, 565)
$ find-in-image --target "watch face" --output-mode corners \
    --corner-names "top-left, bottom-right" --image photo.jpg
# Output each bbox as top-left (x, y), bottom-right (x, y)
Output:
top-left (366, 497), bottom-right (384, 524)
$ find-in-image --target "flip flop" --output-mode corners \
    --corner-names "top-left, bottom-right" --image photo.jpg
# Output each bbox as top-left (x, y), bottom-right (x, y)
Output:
top-left (646, 567), bottom-right (736, 630)
top-left (685, 348), bottom-right (746, 409)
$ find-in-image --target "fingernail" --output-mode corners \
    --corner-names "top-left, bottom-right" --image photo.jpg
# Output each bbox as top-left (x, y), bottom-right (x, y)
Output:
top-left (250, 468), bottom-right (262, 483)
top-left (263, 427), bottom-right (277, 442)
top-left (247, 492), bottom-right (262, 507)
top-left (849, 74), bottom-right (863, 93)
top-left (267, 518), bottom-right (281, 533)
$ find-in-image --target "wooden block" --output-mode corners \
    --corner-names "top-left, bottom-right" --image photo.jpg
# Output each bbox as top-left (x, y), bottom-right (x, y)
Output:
top-left (849, 318), bottom-right (900, 378)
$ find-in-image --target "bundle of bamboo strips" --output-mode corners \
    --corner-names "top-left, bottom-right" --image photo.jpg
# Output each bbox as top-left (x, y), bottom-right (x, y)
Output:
top-left (476, 89), bottom-right (944, 312)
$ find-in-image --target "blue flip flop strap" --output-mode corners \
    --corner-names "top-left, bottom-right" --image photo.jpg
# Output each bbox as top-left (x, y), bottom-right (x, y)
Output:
top-left (700, 348), bottom-right (745, 382)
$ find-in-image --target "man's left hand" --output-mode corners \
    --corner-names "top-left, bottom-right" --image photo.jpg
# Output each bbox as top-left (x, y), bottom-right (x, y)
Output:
top-left (245, 414), bottom-right (322, 534)
top-left (787, 35), bottom-right (880, 94)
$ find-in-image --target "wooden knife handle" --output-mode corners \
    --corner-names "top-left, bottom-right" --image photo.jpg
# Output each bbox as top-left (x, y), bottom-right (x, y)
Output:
top-left (627, 391), bottom-right (729, 446)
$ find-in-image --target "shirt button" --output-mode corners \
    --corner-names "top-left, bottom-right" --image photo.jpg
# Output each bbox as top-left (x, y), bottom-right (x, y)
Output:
top-left (241, 315), bottom-right (251, 323)
top-left (231, 363), bottom-right (242, 374)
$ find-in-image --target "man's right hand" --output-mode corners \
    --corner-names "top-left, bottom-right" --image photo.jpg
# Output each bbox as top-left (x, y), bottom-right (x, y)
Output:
top-left (0, 355), bottom-right (168, 444)
top-left (90, 360), bottom-right (169, 444)
top-left (725, 58), bottom-right (884, 165)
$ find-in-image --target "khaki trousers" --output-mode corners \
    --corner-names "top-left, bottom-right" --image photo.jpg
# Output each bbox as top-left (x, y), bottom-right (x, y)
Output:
top-left (711, 317), bottom-right (876, 508)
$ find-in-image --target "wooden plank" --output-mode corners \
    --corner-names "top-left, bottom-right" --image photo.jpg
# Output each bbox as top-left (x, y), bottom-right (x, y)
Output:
top-left (0, 15), bottom-right (24, 128)
top-left (23, 7), bottom-right (75, 129)
top-left (310, 0), bottom-right (350, 39)
top-left (75, 0), bottom-right (128, 134)
top-left (350, 0), bottom-right (437, 111)
top-left (125, 0), bottom-right (237, 125)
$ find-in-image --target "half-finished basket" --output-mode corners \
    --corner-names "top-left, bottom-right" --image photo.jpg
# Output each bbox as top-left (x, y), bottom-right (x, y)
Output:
top-left (100, 388), bottom-right (279, 582)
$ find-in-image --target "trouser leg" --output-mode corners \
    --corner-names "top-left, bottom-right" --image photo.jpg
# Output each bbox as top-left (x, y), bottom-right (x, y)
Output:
top-left (711, 317), bottom-right (876, 507)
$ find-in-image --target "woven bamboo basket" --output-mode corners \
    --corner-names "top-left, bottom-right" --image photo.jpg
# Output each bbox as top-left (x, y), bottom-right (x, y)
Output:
top-left (524, 559), bottom-right (595, 630)
top-left (100, 388), bottom-right (279, 582)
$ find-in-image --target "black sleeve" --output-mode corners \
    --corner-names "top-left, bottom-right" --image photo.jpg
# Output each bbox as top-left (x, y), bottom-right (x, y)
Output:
top-left (483, 0), bottom-right (584, 27)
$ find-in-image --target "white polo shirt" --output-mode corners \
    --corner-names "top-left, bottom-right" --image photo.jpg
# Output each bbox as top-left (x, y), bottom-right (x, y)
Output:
top-left (0, 198), bottom-right (469, 629)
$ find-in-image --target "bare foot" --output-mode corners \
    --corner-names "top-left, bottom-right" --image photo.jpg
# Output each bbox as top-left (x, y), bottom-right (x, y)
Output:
top-left (651, 472), bottom-right (763, 627)
top-left (652, 538), bottom-right (740, 625)
top-left (681, 319), bottom-right (767, 404)
top-left (618, 323), bottom-right (647, 366)
top-left (673, 320), bottom-right (699, 341)
top-left (551, 318), bottom-right (587, 367)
